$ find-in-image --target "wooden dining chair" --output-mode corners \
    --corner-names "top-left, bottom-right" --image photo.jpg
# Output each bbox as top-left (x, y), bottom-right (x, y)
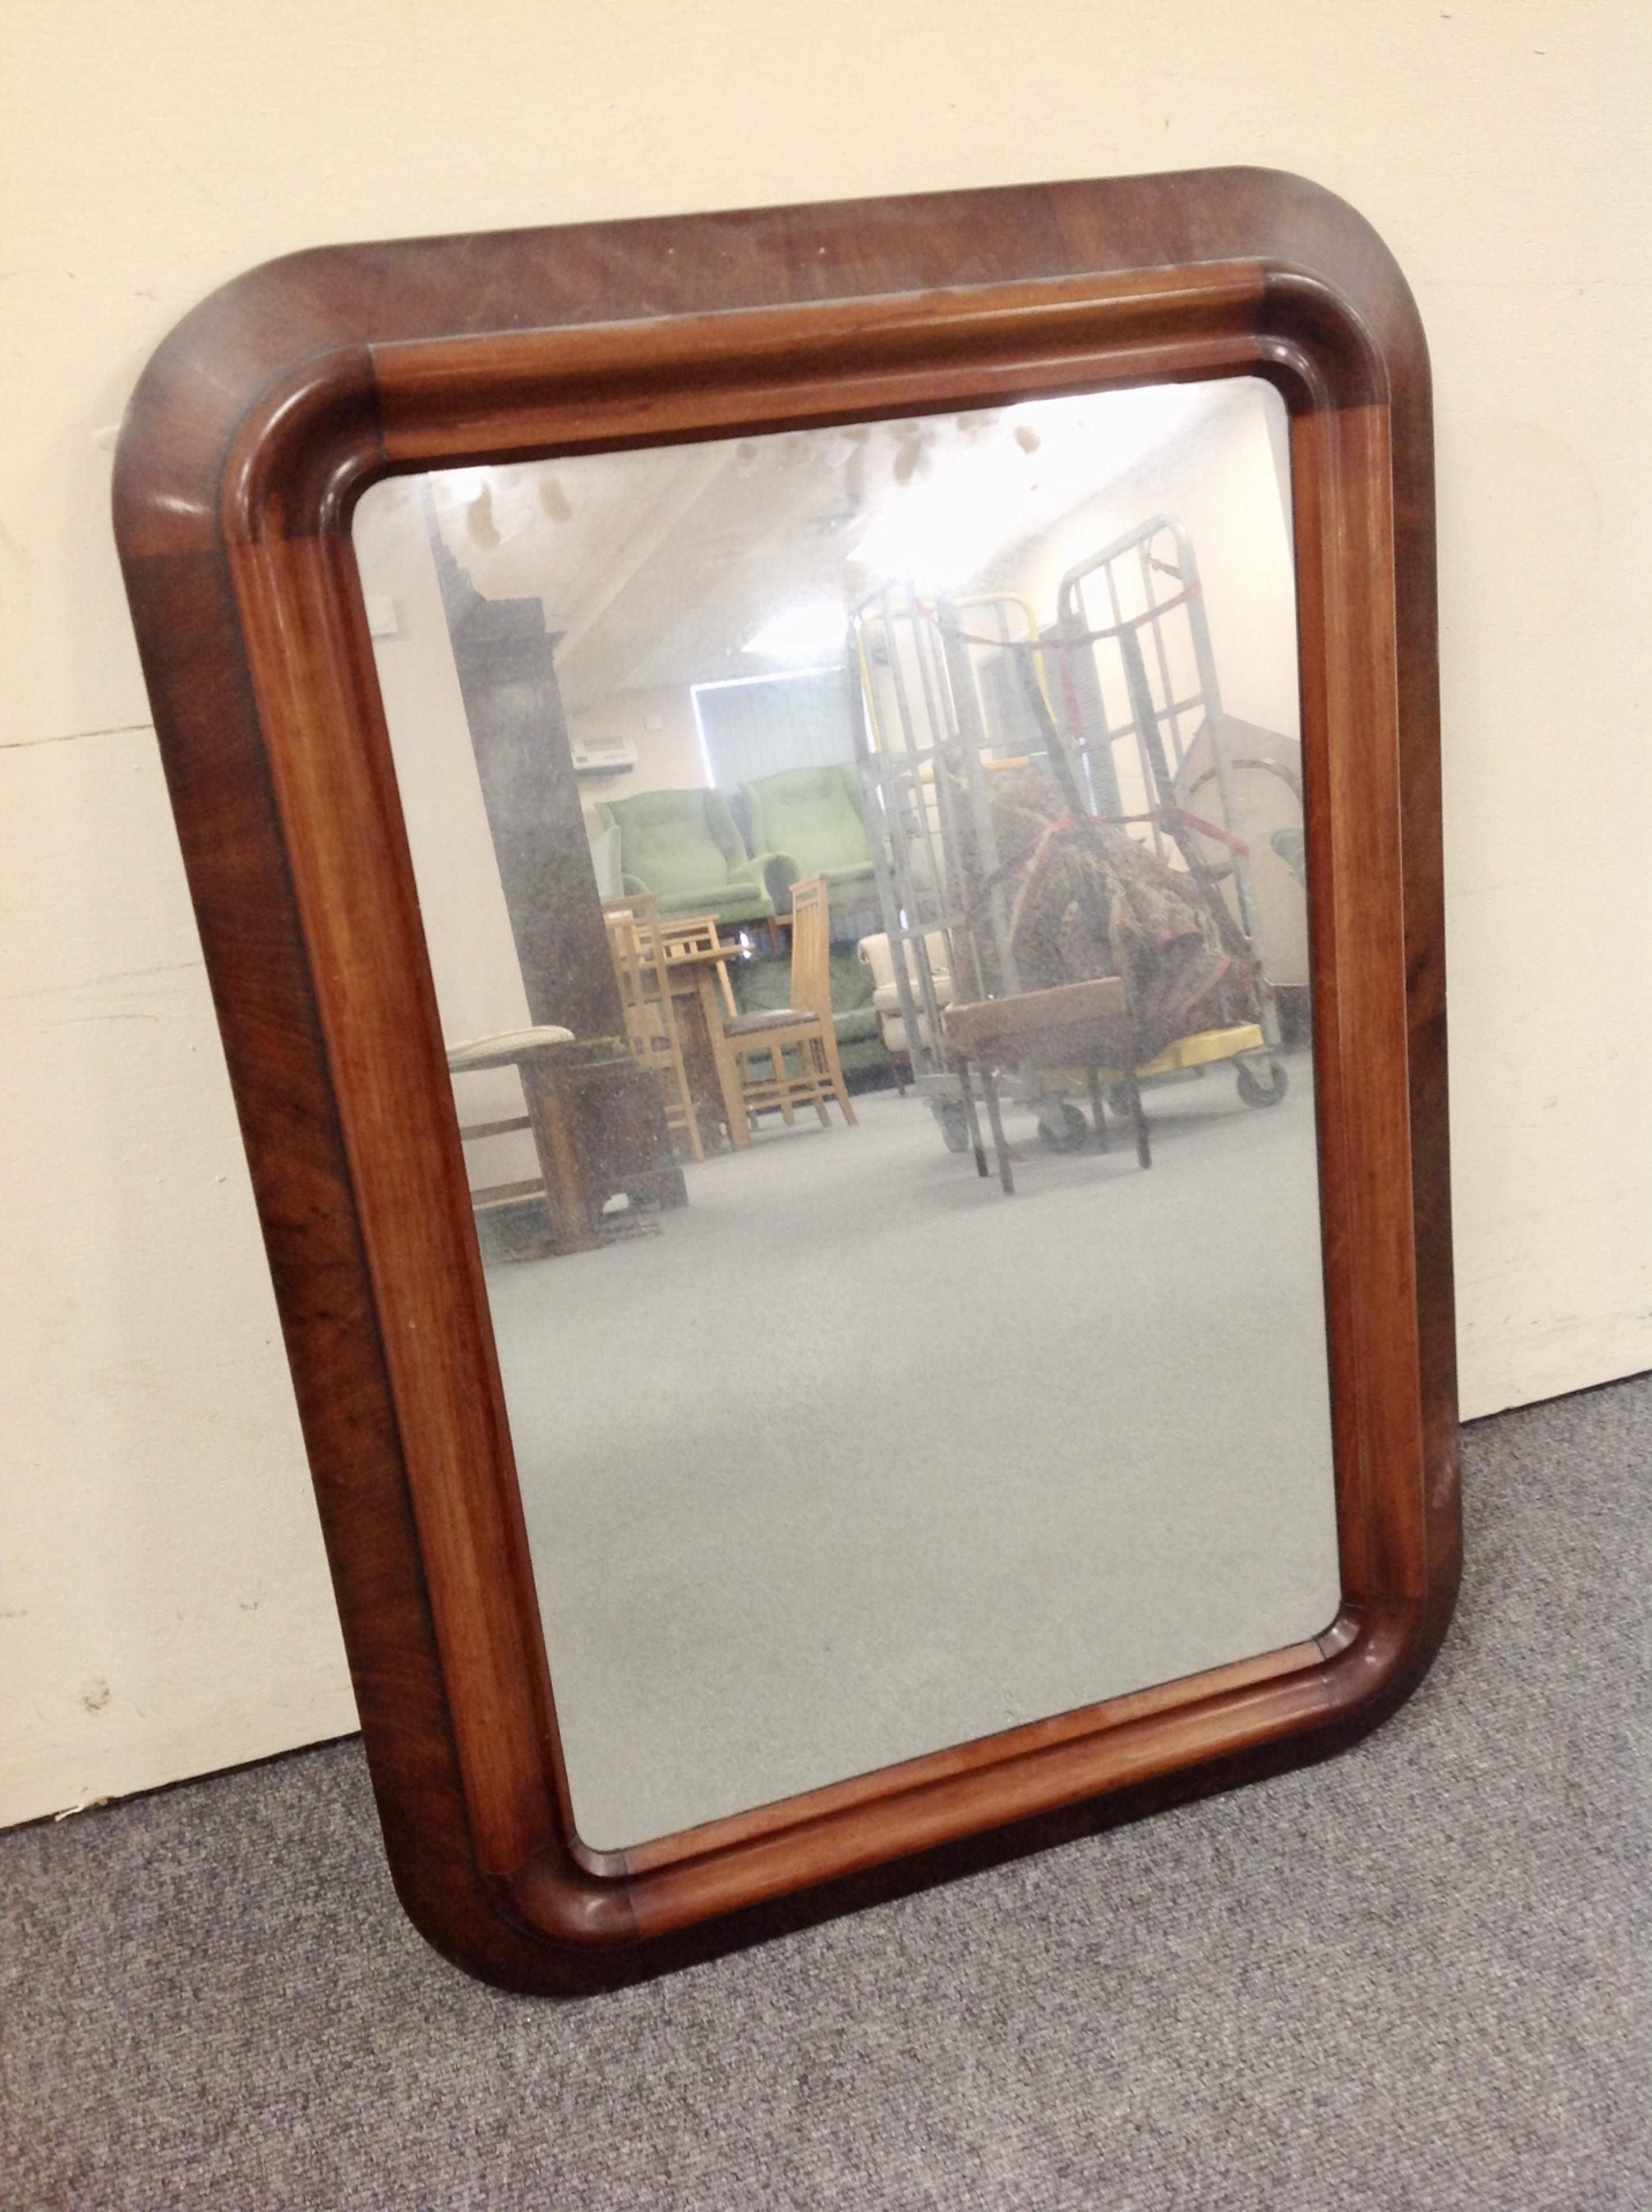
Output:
top-left (656, 912), bottom-right (741, 1018)
top-left (603, 895), bottom-right (704, 1162)
top-left (721, 874), bottom-right (857, 1131)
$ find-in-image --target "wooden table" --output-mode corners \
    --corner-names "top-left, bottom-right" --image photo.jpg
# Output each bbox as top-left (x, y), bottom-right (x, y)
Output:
top-left (448, 1033), bottom-right (681, 1254)
top-left (943, 976), bottom-right (1148, 1194)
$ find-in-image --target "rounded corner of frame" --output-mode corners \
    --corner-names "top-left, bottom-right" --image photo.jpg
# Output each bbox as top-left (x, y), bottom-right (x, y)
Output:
top-left (1315, 1573), bottom-right (1460, 1744)
top-left (114, 252), bottom-right (392, 564)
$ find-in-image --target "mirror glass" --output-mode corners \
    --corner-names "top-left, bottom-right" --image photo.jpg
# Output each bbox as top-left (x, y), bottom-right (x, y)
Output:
top-left (352, 377), bottom-right (1339, 1852)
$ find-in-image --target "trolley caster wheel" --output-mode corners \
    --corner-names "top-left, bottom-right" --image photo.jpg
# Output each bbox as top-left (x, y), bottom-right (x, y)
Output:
top-left (935, 1100), bottom-right (972, 1154)
top-left (1105, 1084), bottom-right (1136, 1119)
top-left (1236, 1057), bottom-right (1289, 1108)
top-left (1037, 1101), bottom-right (1091, 1153)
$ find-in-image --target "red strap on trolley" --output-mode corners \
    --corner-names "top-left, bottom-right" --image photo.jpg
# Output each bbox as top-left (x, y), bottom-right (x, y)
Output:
top-left (1147, 806), bottom-right (1247, 857)
top-left (1026, 805), bottom-right (1247, 854)
top-left (1081, 805), bottom-right (1250, 858)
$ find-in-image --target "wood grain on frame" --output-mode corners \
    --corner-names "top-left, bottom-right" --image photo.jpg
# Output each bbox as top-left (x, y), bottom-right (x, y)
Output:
top-left (113, 169), bottom-right (1457, 1994)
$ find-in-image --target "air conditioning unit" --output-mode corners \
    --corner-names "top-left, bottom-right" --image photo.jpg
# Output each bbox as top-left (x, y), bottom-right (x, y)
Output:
top-left (568, 734), bottom-right (638, 775)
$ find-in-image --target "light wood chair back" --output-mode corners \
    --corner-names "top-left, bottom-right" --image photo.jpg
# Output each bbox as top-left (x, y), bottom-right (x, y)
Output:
top-left (719, 873), bottom-right (857, 1134)
top-left (601, 889), bottom-right (661, 930)
top-left (657, 912), bottom-right (741, 1019)
top-left (603, 897), bottom-right (704, 1162)
top-left (786, 874), bottom-right (834, 1027)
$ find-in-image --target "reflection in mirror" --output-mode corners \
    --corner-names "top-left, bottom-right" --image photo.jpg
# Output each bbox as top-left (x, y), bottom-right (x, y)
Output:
top-left (353, 378), bottom-right (1339, 1853)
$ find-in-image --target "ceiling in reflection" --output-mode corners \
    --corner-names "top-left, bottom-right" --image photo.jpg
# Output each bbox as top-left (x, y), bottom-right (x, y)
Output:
top-left (427, 382), bottom-right (1264, 713)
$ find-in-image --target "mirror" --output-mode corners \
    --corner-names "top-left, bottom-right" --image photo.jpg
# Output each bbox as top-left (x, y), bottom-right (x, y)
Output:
top-left (114, 169), bottom-right (1457, 1992)
top-left (353, 378), bottom-right (1339, 1852)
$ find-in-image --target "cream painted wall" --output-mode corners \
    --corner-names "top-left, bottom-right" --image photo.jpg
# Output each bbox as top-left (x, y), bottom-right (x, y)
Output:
top-left (566, 688), bottom-right (708, 804)
top-left (2, 0), bottom-right (1646, 1824)
top-left (1008, 383), bottom-right (1308, 984)
top-left (352, 482), bottom-right (544, 1195)
top-left (1011, 383), bottom-right (1300, 775)
top-left (350, 483), bottom-right (712, 1187)
top-left (354, 483), bottom-right (532, 1053)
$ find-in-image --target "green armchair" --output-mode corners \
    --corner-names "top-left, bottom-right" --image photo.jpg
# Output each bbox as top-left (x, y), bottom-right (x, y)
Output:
top-left (739, 764), bottom-right (878, 915)
top-left (732, 945), bottom-right (887, 1082)
top-left (596, 789), bottom-right (792, 926)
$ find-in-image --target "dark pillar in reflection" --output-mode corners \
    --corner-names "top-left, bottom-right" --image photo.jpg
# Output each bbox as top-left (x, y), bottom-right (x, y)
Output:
top-left (430, 530), bottom-right (617, 1038)
top-left (429, 520), bottom-right (683, 1228)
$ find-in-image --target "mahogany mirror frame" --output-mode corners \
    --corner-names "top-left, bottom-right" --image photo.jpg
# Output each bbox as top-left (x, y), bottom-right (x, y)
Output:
top-left (113, 168), bottom-right (1458, 1995)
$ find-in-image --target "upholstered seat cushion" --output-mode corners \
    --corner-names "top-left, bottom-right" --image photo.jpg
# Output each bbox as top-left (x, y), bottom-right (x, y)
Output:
top-left (446, 1025), bottom-right (575, 1067)
top-left (870, 974), bottom-right (952, 1015)
top-left (856, 931), bottom-right (954, 1066)
top-left (857, 932), bottom-right (954, 1013)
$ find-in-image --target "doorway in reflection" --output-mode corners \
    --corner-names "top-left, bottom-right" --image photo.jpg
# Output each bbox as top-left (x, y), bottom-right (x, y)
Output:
top-left (353, 378), bottom-right (1339, 1852)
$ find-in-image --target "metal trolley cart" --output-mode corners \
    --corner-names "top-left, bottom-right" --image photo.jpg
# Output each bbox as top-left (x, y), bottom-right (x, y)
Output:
top-left (852, 583), bottom-right (1063, 1158)
top-left (1050, 512), bottom-right (1287, 1102)
top-left (851, 525), bottom-right (1285, 1173)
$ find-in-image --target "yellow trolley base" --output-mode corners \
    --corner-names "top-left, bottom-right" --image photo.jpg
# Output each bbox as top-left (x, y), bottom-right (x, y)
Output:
top-left (1039, 1021), bottom-right (1267, 1093)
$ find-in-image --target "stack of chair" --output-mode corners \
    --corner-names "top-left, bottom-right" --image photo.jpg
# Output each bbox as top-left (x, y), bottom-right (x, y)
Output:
top-left (719, 875), bottom-right (857, 1131)
top-left (602, 893), bottom-right (703, 1162)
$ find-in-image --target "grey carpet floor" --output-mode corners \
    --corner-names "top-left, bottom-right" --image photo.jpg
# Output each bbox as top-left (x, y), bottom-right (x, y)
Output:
top-left (491, 1077), bottom-right (1338, 1849)
top-left (3, 1376), bottom-right (1649, 2210)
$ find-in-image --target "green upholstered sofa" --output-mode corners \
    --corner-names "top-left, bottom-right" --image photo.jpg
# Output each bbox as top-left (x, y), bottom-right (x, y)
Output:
top-left (732, 947), bottom-right (888, 1082)
top-left (739, 764), bottom-right (878, 915)
top-left (596, 789), bottom-right (793, 926)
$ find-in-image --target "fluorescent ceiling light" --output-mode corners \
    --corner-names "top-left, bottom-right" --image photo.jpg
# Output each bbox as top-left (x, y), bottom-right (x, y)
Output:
top-left (744, 600), bottom-right (848, 660)
top-left (850, 385), bottom-right (1223, 593)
